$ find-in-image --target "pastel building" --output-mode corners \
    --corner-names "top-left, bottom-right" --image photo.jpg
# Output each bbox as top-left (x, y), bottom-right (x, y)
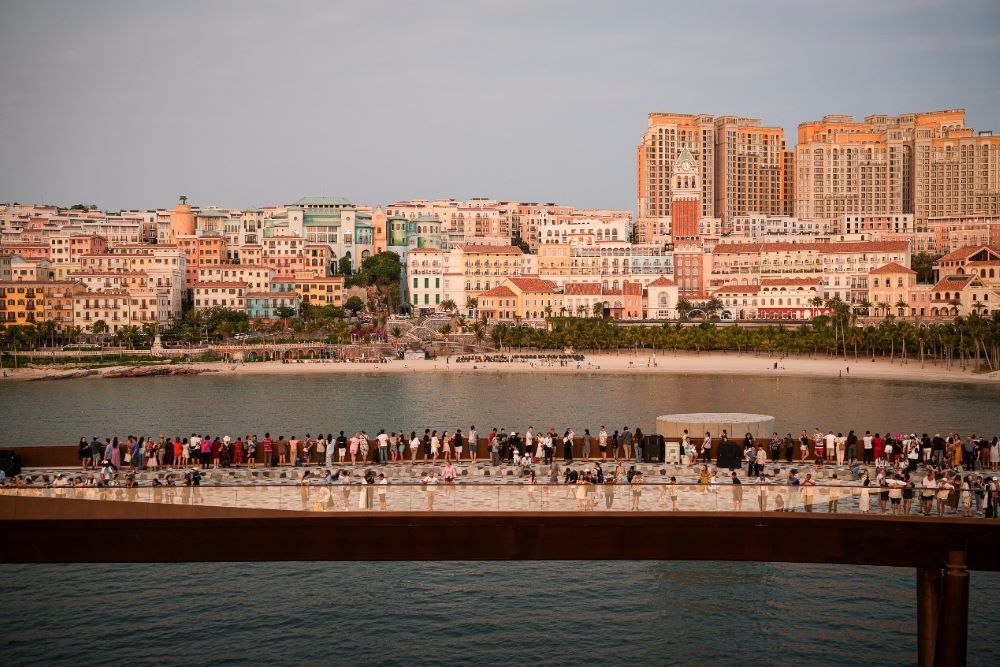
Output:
top-left (477, 276), bottom-right (561, 322)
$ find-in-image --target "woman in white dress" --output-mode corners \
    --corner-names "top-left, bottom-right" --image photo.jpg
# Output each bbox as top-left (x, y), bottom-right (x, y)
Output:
top-left (859, 471), bottom-right (871, 513)
top-left (990, 439), bottom-right (999, 471)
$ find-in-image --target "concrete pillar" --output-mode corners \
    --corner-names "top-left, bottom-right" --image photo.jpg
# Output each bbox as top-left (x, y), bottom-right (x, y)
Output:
top-left (934, 546), bottom-right (968, 667)
top-left (917, 567), bottom-right (940, 667)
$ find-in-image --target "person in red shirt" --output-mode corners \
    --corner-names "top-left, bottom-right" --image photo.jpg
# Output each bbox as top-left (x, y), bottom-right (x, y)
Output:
top-left (873, 433), bottom-right (884, 461)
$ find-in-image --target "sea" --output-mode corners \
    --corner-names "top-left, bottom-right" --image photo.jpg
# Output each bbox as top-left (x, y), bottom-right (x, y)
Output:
top-left (2, 370), bottom-right (999, 666)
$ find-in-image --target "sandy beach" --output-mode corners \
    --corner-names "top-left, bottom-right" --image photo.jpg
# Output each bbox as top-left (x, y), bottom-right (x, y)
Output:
top-left (3, 352), bottom-right (997, 384)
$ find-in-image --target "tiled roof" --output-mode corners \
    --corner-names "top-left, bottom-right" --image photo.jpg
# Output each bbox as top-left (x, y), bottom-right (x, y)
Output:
top-left (191, 281), bottom-right (248, 289)
top-left (507, 276), bottom-right (558, 292)
top-left (759, 277), bottom-right (821, 287)
top-left (456, 244), bottom-right (523, 255)
top-left (869, 262), bottom-right (915, 275)
top-left (930, 274), bottom-right (973, 291)
top-left (937, 245), bottom-right (999, 263)
top-left (714, 284), bottom-right (761, 294)
top-left (563, 282), bottom-right (603, 296)
top-left (622, 282), bottom-right (643, 295)
top-left (713, 241), bottom-right (909, 254)
top-left (479, 286), bottom-right (517, 298)
top-left (292, 196), bottom-right (354, 207)
top-left (647, 275), bottom-right (677, 287)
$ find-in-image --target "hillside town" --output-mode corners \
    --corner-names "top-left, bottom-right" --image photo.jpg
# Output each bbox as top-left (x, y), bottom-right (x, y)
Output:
top-left (2, 108), bottom-right (999, 342)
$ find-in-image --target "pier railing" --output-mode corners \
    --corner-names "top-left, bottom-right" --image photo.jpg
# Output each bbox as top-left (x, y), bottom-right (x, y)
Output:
top-left (0, 482), bottom-right (985, 517)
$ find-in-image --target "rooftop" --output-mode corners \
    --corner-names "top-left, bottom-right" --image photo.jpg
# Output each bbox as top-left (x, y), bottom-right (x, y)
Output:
top-left (292, 196), bottom-right (355, 208)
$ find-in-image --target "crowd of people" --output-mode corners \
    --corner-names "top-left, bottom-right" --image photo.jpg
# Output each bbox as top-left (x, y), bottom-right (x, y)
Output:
top-left (452, 353), bottom-right (585, 365)
top-left (2, 423), bottom-right (997, 519)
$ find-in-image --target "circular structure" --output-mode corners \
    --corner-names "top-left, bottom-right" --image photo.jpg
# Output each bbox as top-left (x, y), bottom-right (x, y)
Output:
top-left (656, 413), bottom-right (775, 440)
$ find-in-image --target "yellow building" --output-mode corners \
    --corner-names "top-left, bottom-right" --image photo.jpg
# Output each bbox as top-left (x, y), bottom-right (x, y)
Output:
top-left (478, 276), bottom-right (561, 322)
top-left (867, 262), bottom-right (918, 317)
top-left (457, 244), bottom-right (523, 297)
top-left (284, 272), bottom-right (344, 307)
top-left (0, 280), bottom-right (81, 329)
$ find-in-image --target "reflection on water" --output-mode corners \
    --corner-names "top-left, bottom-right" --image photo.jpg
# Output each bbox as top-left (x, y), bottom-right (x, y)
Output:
top-left (1, 561), bottom-right (997, 666)
top-left (3, 371), bottom-right (999, 445)
top-left (4, 372), bottom-right (998, 665)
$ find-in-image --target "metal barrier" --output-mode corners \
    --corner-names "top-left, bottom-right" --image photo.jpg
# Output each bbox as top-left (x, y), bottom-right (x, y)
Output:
top-left (0, 481), bottom-right (986, 517)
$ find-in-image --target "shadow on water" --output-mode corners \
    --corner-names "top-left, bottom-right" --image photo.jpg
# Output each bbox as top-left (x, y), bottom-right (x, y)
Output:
top-left (1, 561), bottom-right (998, 666)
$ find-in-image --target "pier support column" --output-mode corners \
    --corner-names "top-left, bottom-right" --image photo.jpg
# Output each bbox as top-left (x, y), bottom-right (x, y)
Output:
top-left (933, 546), bottom-right (968, 667)
top-left (917, 567), bottom-right (940, 667)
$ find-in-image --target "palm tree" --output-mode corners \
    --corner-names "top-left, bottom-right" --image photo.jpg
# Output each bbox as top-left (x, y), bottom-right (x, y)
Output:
top-left (89, 320), bottom-right (109, 347)
top-left (440, 299), bottom-right (457, 314)
top-left (895, 299), bottom-right (908, 318)
top-left (676, 299), bottom-right (693, 321)
top-left (592, 302), bottom-right (604, 319)
top-left (65, 325), bottom-right (82, 346)
top-left (704, 297), bottom-right (723, 319)
top-left (35, 319), bottom-right (58, 348)
top-left (471, 321), bottom-right (486, 346)
top-left (115, 325), bottom-right (141, 350)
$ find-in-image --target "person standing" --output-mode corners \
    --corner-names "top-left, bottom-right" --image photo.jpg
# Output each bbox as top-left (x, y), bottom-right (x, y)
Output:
top-left (827, 474), bottom-right (841, 513)
top-left (756, 472), bottom-right (769, 511)
top-left (730, 472), bottom-right (743, 511)
top-left (702, 432), bottom-right (712, 464)
top-left (755, 442), bottom-right (768, 477)
top-left (468, 426), bottom-right (478, 462)
top-left (422, 470), bottom-right (439, 510)
top-left (801, 473), bottom-right (816, 512)
top-left (336, 432), bottom-right (347, 464)
top-left (745, 442), bottom-right (757, 478)
top-left (404, 431), bottom-right (416, 462)
top-left (846, 430), bottom-right (858, 464)
top-left (859, 471), bottom-right (871, 513)
top-left (862, 431), bottom-right (874, 464)
top-left (598, 426), bottom-right (608, 461)
top-left (376, 430), bottom-right (389, 464)
top-left (581, 429), bottom-right (592, 460)
top-left (622, 427), bottom-right (633, 462)
top-left (798, 430), bottom-right (811, 463)
top-left (325, 433), bottom-right (335, 467)
top-left (454, 429), bottom-right (464, 462)
top-left (630, 471), bottom-right (644, 511)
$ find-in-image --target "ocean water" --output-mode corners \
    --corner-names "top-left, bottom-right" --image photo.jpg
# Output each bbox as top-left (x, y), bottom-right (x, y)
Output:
top-left (3, 372), bottom-right (999, 664)
top-left (2, 371), bottom-right (999, 446)
top-left (1, 562), bottom-right (998, 666)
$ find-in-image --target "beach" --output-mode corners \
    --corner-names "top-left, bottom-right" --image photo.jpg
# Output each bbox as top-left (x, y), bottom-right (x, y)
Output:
top-left (3, 351), bottom-right (997, 384)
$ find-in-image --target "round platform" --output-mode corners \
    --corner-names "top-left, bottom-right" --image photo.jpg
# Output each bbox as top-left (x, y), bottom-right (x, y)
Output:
top-left (655, 412), bottom-right (775, 439)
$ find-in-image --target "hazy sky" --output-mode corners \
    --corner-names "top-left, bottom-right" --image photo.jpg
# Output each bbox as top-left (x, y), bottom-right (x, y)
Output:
top-left (1, 0), bottom-right (998, 212)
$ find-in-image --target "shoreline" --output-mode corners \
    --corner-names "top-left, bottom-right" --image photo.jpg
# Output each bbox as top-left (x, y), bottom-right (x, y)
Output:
top-left (2, 352), bottom-right (997, 385)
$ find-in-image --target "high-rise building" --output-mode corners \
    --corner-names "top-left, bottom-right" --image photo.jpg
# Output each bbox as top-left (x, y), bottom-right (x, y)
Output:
top-left (795, 109), bottom-right (1000, 227)
top-left (713, 116), bottom-right (787, 229)
top-left (911, 112), bottom-right (1000, 224)
top-left (637, 113), bottom-right (716, 220)
top-left (794, 115), bottom-right (910, 221)
top-left (638, 112), bottom-right (788, 235)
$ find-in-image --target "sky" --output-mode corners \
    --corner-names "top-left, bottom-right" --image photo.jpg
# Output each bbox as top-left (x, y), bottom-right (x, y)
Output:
top-left (1, 0), bottom-right (998, 213)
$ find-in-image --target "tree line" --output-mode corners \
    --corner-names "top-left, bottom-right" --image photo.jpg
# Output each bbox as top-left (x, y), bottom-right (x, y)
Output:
top-left (491, 312), bottom-right (1000, 373)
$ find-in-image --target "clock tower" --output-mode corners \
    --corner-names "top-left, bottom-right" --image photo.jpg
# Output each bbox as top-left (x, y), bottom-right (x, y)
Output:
top-left (670, 148), bottom-right (705, 298)
top-left (671, 148), bottom-right (701, 240)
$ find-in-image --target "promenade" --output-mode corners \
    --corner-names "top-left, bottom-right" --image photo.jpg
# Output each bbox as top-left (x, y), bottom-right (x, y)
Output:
top-left (3, 459), bottom-right (997, 519)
